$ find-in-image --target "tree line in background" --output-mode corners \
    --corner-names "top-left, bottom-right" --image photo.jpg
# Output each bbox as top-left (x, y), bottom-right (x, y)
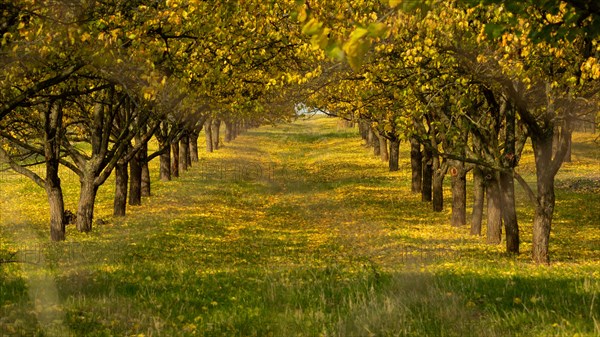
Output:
top-left (0, 0), bottom-right (598, 264)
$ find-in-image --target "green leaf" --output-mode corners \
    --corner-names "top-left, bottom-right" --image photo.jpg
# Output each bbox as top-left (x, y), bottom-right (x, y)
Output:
top-left (484, 23), bottom-right (505, 39)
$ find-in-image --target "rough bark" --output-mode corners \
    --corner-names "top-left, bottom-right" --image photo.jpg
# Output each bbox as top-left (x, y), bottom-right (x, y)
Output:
top-left (422, 147), bottom-right (433, 202)
top-left (205, 118), bottom-right (214, 153)
top-left (373, 133), bottom-right (381, 156)
top-left (388, 138), bottom-right (400, 171)
top-left (76, 175), bottom-right (98, 232)
top-left (179, 134), bottom-right (189, 172)
top-left (211, 119), bottom-right (221, 150)
top-left (171, 141), bottom-right (180, 178)
top-left (129, 150), bottom-right (142, 206)
top-left (500, 170), bottom-right (519, 253)
top-left (159, 141), bottom-right (171, 181)
top-left (379, 135), bottom-right (389, 162)
top-left (225, 121), bottom-right (234, 142)
top-left (140, 143), bottom-right (150, 197)
top-left (44, 101), bottom-right (66, 241)
top-left (410, 138), bottom-right (422, 193)
top-left (470, 167), bottom-right (485, 236)
top-left (190, 128), bottom-right (200, 162)
top-left (113, 161), bottom-right (128, 217)
top-left (485, 171), bottom-right (502, 244)
top-left (450, 161), bottom-right (467, 227)
top-left (432, 168), bottom-right (445, 212)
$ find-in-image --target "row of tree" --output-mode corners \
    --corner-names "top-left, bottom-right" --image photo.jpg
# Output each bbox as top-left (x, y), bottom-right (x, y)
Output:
top-left (1, 0), bottom-right (598, 264)
top-left (0, 1), bottom-right (313, 240)
top-left (296, 0), bottom-right (599, 264)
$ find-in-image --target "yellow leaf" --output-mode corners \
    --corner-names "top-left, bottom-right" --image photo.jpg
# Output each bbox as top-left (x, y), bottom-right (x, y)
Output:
top-left (389, 0), bottom-right (402, 8)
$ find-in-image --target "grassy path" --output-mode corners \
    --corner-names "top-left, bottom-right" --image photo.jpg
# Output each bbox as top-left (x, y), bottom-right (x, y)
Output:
top-left (1, 116), bottom-right (599, 336)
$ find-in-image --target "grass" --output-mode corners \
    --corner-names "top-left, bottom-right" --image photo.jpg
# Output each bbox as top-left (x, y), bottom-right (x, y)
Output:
top-left (0, 116), bottom-right (599, 336)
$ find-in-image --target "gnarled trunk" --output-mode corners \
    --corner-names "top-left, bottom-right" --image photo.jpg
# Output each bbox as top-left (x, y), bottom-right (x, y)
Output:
top-left (190, 129), bottom-right (200, 161)
top-left (224, 121), bottom-right (234, 142)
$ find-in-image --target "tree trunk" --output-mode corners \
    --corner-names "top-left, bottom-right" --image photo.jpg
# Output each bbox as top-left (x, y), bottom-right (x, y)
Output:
top-left (190, 129), bottom-right (200, 162)
top-left (225, 121), bottom-right (234, 142)
top-left (450, 161), bottom-right (466, 227)
top-left (179, 134), bottom-right (189, 172)
top-left (410, 138), bottom-right (422, 193)
top-left (485, 171), bottom-right (502, 244)
top-left (159, 141), bottom-right (171, 181)
top-left (113, 161), bottom-right (128, 217)
top-left (432, 168), bottom-right (444, 212)
top-left (171, 141), bottom-right (180, 177)
top-left (205, 118), bottom-right (214, 152)
top-left (500, 169), bottom-right (519, 253)
top-left (470, 167), bottom-right (485, 235)
top-left (129, 151), bottom-right (142, 206)
top-left (388, 138), bottom-right (400, 171)
top-left (44, 100), bottom-right (65, 241)
top-left (140, 143), bottom-right (150, 197)
top-left (367, 127), bottom-right (375, 148)
top-left (212, 119), bottom-right (221, 150)
top-left (422, 147), bottom-right (433, 202)
top-left (379, 135), bottom-right (389, 162)
top-left (76, 176), bottom-right (98, 233)
top-left (532, 135), bottom-right (556, 264)
top-left (373, 133), bottom-right (381, 156)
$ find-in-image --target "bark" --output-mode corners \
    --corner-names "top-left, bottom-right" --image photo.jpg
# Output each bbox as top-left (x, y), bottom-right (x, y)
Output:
top-left (44, 100), bottom-right (65, 241)
top-left (205, 118), bottom-right (214, 152)
top-left (388, 138), bottom-right (400, 171)
top-left (501, 102), bottom-right (519, 254)
top-left (367, 127), bottom-right (375, 148)
top-left (141, 143), bottom-right (150, 197)
top-left (179, 134), bottom-right (189, 172)
top-left (171, 141), bottom-right (180, 177)
top-left (379, 135), bottom-right (389, 162)
top-left (450, 161), bottom-right (467, 227)
top-left (190, 128), bottom-right (200, 161)
top-left (422, 147), bottom-right (433, 202)
top-left (470, 167), bottom-right (485, 236)
top-left (113, 161), bottom-right (128, 217)
top-left (410, 138), bottom-right (422, 193)
top-left (211, 119), bottom-right (221, 150)
top-left (225, 121), bottom-right (234, 142)
top-left (129, 150), bottom-right (142, 206)
top-left (432, 168), bottom-right (445, 212)
top-left (373, 133), bottom-right (381, 156)
top-left (76, 175), bottom-right (98, 232)
top-left (485, 171), bottom-right (502, 244)
top-left (159, 141), bottom-right (171, 181)
top-left (531, 133), bottom-right (559, 264)
top-left (500, 169), bottom-right (519, 253)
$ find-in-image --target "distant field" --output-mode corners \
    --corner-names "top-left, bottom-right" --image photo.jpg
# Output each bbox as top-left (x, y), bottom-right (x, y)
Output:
top-left (1, 116), bottom-right (599, 336)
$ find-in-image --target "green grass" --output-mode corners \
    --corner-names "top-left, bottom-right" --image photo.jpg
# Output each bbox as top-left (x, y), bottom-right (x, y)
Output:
top-left (1, 116), bottom-right (599, 336)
